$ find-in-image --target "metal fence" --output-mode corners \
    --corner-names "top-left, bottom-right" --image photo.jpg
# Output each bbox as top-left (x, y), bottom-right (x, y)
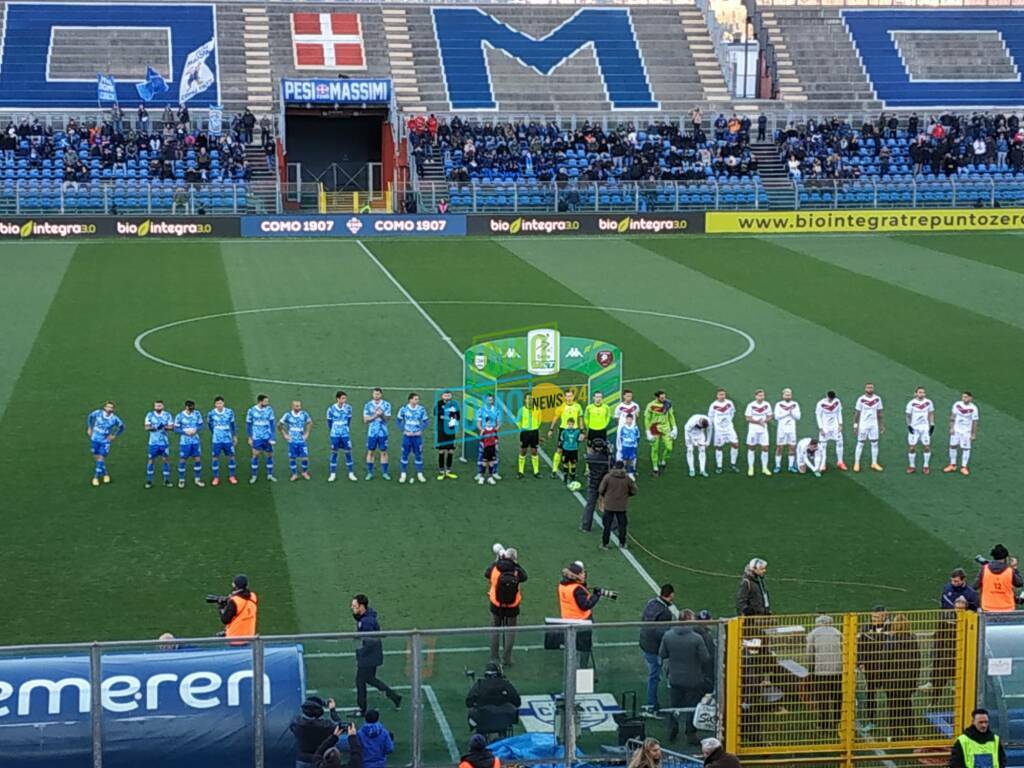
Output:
top-left (794, 177), bottom-right (1024, 210)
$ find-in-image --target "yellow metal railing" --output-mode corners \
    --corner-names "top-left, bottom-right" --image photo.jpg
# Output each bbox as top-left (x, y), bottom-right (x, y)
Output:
top-left (725, 609), bottom-right (975, 767)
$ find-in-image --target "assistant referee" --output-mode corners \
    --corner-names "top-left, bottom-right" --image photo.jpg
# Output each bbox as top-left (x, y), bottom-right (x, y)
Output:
top-left (517, 393), bottom-right (543, 479)
top-left (548, 390), bottom-right (582, 478)
top-left (584, 392), bottom-right (612, 447)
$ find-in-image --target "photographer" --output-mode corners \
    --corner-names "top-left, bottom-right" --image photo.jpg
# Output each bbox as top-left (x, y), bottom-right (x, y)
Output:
top-left (313, 723), bottom-right (364, 768)
top-left (292, 696), bottom-right (341, 768)
top-left (581, 438), bottom-right (612, 532)
top-left (213, 574), bottom-right (259, 639)
top-left (486, 544), bottom-right (528, 667)
top-left (975, 545), bottom-right (1022, 613)
top-left (466, 661), bottom-right (521, 735)
top-left (558, 561), bottom-right (615, 667)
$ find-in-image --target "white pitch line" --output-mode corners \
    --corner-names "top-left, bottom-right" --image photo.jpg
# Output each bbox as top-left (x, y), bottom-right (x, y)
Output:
top-left (357, 240), bottom-right (670, 606)
top-left (423, 683), bottom-right (460, 761)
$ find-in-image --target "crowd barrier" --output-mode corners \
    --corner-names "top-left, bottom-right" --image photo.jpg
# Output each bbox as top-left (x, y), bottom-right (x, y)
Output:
top-left (3, 209), bottom-right (1024, 239)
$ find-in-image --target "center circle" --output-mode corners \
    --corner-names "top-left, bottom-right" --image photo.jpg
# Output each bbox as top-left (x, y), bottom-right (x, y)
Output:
top-left (133, 301), bottom-right (756, 389)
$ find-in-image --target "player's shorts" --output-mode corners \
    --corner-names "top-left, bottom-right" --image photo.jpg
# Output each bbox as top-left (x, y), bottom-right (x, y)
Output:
top-left (908, 427), bottom-right (930, 447)
top-left (562, 449), bottom-right (579, 465)
top-left (776, 427), bottom-right (797, 447)
top-left (713, 425), bottom-right (738, 447)
top-left (482, 444), bottom-right (497, 462)
top-left (950, 431), bottom-right (973, 450)
top-left (684, 430), bottom-right (708, 449)
top-left (251, 438), bottom-right (274, 453)
top-left (520, 429), bottom-right (539, 448)
top-left (618, 445), bottom-right (638, 461)
top-left (402, 434), bottom-right (423, 455)
top-left (148, 444), bottom-right (169, 459)
top-left (179, 443), bottom-right (201, 460)
top-left (367, 433), bottom-right (389, 452)
top-left (819, 427), bottom-right (842, 442)
top-left (90, 439), bottom-right (110, 457)
top-left (212, 442), bottom-right (235, 457)
top-left (288, 441), bottom-right (309, 459)
top-left (331, 435), bottom-right (352, 452)
top-left (586, 428), bottom-right (607, 446)
top-left (857, 424), bottom-right (879, 442)
top-left (746, 426), bottom-right (769, 447)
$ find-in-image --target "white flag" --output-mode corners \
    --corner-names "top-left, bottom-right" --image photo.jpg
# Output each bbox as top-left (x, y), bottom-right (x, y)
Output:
top-left (179, 38), bottom-right (216, 103)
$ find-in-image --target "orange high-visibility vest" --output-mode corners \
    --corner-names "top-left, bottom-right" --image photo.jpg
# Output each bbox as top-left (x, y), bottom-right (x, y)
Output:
top-left (489, 567), bottom-right (521, 609)
top-left (226, 592), bottom-right (259, 637)
top-left (558, 582), bottom-right (592, 621)
top-left (981, 566), bottom-right (1016, 612)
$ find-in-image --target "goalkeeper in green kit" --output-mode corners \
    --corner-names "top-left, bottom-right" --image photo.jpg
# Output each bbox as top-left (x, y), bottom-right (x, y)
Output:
top-left (644, 390), bottom-right (677, 477)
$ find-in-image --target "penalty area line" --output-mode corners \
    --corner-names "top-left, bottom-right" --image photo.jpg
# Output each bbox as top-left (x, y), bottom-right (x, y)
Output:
top-left (356, 239), bottom-right (667, 604)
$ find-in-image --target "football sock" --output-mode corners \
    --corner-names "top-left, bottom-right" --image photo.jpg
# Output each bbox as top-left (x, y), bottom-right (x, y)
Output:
top-left (962, 449), bottom-right (971, 467)
top-left (330, 451), bottom-right (339, 474)
top-left (289, 458), bottom-right (297, 475)
top-left (146, 461), bottom-right (155, 482)
top-left (95, 459), bottom-right (105, 478)
top-left (661, 443), bottom-right (672, 464)
top-left (686, 450), bottom-right (695, 473)
top-left (178, 460), bottom-right (186, 480)
top-left (366, 461), bottom-right (374, 476)
top-left (949, 448), bottom-right (957, 465)
top-left (552, 451), bottom-right (562, 472)
top-left (531, 454), bottom-right (539, 474)
top-left (835, 436), bottom-right (845, 464)
top-left (854, 442), bottom-right (864, 464)
top-left (266, 457), bottom-right (274, 476)
top-left (381, 462), bottom-right (389, 474)
top-left (301, 458), bottom-right (309, 473)
top-left (775, 453), bottom-right (782, 470)
top-left (747, 449), bottom-right (755, 468)
top-left (908, 452), bottom-right (915, 468)
top-left (400, 456), bottom-right (408, 473)
top-left (650, 444), bottom-right (660, 467)
top-left (446, 452), bottom-right (454, 470)
top-left (923, 452), bottom-right (931, 468)
top-left (193, 461), bottom-right (202, 479)
top-left (414, 455), bottom-right (423, 472)
top-left (789, 455), bottom-right (796, 470)
top-left (871, 442), bottom-right (879, 464)
top-left (251, 457), bottom-right (259, 477)
top-left (715, 449), bottom-right (723, 468)
top-left (163, 462), bottom-right (171, 480)
top-left (212, 458), bottom-right (220, 478)
top-left (518, 455), bottom-right (526, 473)
top-left (698, 448), bottom-right (707, 474)
top-left (761, 451), bottom-right (769, 470)
top-left (730, 447), bottom-right (739, 466)
top-left (439, 453), bottom-right (446, 471)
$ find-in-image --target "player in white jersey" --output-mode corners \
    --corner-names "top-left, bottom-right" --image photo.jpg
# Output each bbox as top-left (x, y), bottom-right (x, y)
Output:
top-left (796, 437), bottom-right (825, 476)
top-left (945, 391), bottom-right (979, 476)
top-left (708, 388), bottom-right (740, 473)
top-left (744, 390), bottom-right (773, 477)
top-left (682, 414), bottom-right (710, 478)
top-left (613, 388), bottom-right (641, 429)
top-left (853, 382), bottom-right (885, 473)
top-left (905, 386), bottom-right (935, 474)
top-left (773, 388), bottom-right (801, 473)
top-left (815, 390), bottom-right (847, 471)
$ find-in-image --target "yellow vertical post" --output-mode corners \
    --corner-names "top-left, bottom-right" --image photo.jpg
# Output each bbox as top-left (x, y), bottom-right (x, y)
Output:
top-left (839, 613), bottom-right (859, 768)
top-left (958, 609), bottom-right (979, 732)
top-left (724, 617), bottom-right (742, 753)
top-left (386, 184), bottom-right (393, 213)
top-left (352, 192), bottom-right (360, 213)
top-left (318, 183), bottom-right (326, 213)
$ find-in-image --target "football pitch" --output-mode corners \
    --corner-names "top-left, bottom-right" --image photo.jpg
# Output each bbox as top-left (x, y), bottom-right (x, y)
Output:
top-left (2, 231), bottom-right (1021, 652)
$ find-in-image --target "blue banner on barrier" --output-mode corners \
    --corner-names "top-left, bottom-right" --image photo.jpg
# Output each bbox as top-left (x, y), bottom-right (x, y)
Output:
top-left (242, 214), bottom-right (466, 237)
top-left (0, 645), bottom-right (304, 768)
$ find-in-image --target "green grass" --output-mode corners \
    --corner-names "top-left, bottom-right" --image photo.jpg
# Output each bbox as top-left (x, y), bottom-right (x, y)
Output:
top-left (0, 232), bottom-right (1018, 761)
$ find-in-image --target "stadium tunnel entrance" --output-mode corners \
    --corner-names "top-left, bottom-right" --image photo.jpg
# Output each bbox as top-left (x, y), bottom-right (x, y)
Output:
top-left (279, 78), bottom-right (406, 212)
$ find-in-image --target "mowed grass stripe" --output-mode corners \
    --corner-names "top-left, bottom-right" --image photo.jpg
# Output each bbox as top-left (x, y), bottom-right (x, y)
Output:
top-left (0, 242), bottom-right (298, 644)
top-left (894, 232), bottom-right (1024, 275)
top-left (642, 235), bottom-right (1024, 422)
top-left (380, 239), bottom-right (960, 614)
top-left (770, 235), bottom-right (1024, 332)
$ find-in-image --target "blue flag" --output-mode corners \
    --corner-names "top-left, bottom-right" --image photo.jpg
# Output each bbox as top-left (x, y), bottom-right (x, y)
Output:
top-left (96, 74), bottom-right (117, 102)
top-left (135, 66), bottom-right (168, 102)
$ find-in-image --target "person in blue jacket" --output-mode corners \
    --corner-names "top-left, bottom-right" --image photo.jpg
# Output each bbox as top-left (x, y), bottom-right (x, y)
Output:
top-left (941, 568), bottom-right (979, 611)
top-left (352, 594), bottom-right (403, 715)
top-left (357, 709), bottom-right (394, 768)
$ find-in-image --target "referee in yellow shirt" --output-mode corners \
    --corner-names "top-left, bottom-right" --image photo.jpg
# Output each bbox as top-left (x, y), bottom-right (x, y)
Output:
top-left (547, 389), bottom-right (582, 477)
top-left (517, 393), bottom-right (543, 478)
top-left (584, 392), bottom-right (612, 447)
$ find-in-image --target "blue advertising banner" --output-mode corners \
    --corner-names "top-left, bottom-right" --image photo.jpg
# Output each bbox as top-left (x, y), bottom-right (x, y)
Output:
top-left (281, 78), bottom-right (392, 105)
top-left (242, 214), bottom-right (466, 237)
top-left (0, 645), bottom-right (304, 768)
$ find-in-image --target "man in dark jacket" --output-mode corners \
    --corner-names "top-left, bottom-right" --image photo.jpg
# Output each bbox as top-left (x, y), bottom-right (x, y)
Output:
top-left (736, 559), bottom-right (770, 617)
top-left (660, 610), bottom-right (711, 743)
top-left (485, 546), bottom-right (528, 666)
top-left (950, 709), bottom-right (1006, 768)
top-left (458, 734), bottom-right (500, 768)
top-left (598, 461), bottom-right (637, 550)
top-left (702, 737), bottom-right (741, 768)
top-left (639, 584), bottom-right (675, 710)
top-left (314, 723), bottom-right (364, 768)
top-left (352, 594), bottom-right (402, 715)
top-left (857, 606), bottom-right (891, 726)
top-left (581, 438), bottom-right (612, 532)
top-left (357, 709), bottom-right (393, 768)
top-left (466, 661), bottom-right (521, 734)
top-left (292, 696), bottom-right (341, 768)
top-left (941, 568), bottom-right (980, 611)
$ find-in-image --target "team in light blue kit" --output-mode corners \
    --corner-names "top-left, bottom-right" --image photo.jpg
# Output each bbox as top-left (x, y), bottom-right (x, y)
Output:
top-left (616, 412), bottom-right (640, 479)
top-left (397, 392), bottom-right (429, 484)
top-left (279, 400), bottom-right (313, 481)
top-left (174, 400), bottom-right (206, 488)
top-left (208, 396), bottom-right (237, 486)
top-left (475, 393), bottom-right (502, 481)
top-left (327, 390), bottom-right (357, 483)
top-left (144, 400), bottom-right (174, 488)
top-left (246, 394), bottom-right (277, 483)
top-left (363, 387), bottom-right (392, 480)
top-left (86, 400), bottom-right (125, 486)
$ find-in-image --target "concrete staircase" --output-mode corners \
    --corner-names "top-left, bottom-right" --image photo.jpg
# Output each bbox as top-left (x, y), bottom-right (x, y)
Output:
top-left (761, 9), bottom-right (882, 112)
top-left (381, 6), bottom-right (426, 113)
top-left (892, 30), bottom-right (1019, 81)
top-left (750, 142), bottom-right (793, 209)
top-left (243, 145), bottom-right (278, 212)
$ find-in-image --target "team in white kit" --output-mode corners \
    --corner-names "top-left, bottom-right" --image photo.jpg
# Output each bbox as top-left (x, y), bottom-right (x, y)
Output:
top-left (678, 384), bottom-right (979, 478)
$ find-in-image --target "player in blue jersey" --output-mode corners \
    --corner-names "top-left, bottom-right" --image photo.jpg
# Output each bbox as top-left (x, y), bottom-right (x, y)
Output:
top-left (86, 400), bottom-right (125, 486)
top-left (144, 400), bottom-right (174, 489)
top-left (397, 392), bottom-right (429, 484)
top-left (475, 393), bottom-right (502, 481)
top-left (246, 394), bottom-right (277, 483)
top-left (280, 400), bottom-right (313, 481)
top-left (616, 412), bottom-right (641, 480)
top-left (208, 396), bottom-right (238, 486)
top-left (174, 400), bottom-right (205, 488)
top-left (363, 387), bottom-right (392, 480)
top-left (327, 390), bottom-right (357, 483)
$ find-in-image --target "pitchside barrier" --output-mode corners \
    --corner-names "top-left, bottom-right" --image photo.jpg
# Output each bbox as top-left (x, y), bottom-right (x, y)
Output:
top-left (2, 611), bottom-right (1016, 768)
